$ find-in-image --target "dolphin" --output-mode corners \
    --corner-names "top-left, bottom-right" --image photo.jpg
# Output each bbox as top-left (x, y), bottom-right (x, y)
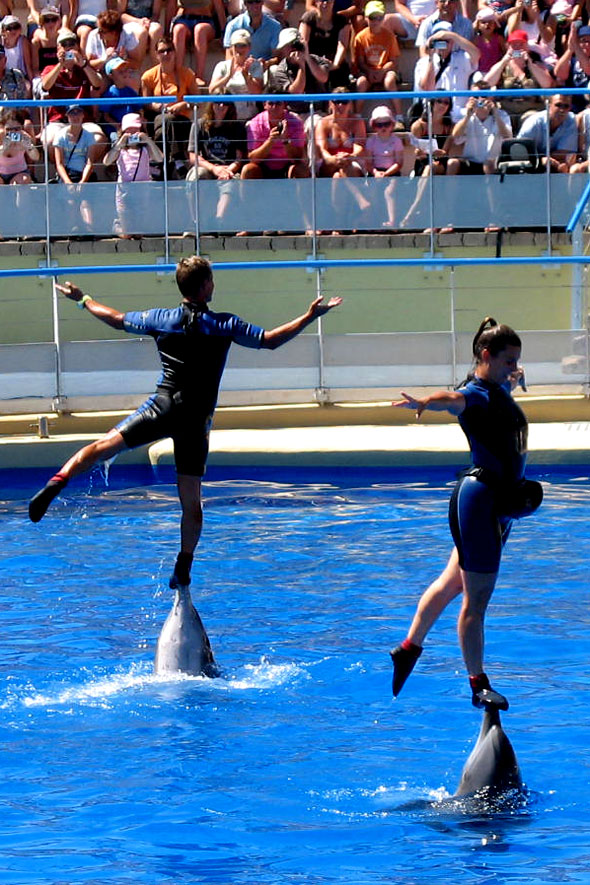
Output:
top-left (455, 705), bottom-right (523, 797)
top-left (154, 586), bottom-right (217, 677)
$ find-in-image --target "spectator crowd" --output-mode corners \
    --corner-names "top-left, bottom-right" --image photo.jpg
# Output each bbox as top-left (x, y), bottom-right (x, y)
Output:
top-left (0, 0), bottom-right (588, 234)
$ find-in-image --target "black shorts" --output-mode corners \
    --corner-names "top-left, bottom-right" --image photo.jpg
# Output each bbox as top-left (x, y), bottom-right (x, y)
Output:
top-left (115, 392), bottom-right (212, 477)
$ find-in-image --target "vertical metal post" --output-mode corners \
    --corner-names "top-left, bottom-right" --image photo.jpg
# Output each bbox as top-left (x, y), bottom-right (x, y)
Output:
top-left (309, 100), bottom-right (318, 256)
top-left (193, 102), bottom-right (201, 254)
top-left (450, 265), bottom-right (458, 388)
top-left (162, 101), bottom-right (170, 263)
top-left (42, 106), bottom-right (51, 267)
top-left (427, 99), bottom-right (435, 256)
top-left (545, 98), bottom-right (552, 257)
top-left (51, 276), bottom-right (63, 407)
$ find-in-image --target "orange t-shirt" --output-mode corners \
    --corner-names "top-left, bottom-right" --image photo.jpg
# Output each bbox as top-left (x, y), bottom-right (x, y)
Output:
top-left (354, 27), bottom-right (399, 69)
top-left (141, 65), bottom-right (199, 118)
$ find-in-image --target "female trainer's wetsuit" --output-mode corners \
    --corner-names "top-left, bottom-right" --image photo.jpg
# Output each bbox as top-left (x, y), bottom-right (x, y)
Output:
top-left (449, 375), bottom-right (531, 574)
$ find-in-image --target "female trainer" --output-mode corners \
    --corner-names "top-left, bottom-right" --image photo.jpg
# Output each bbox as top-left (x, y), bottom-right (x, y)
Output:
top-left (390, 317), bottom-right (542, 710)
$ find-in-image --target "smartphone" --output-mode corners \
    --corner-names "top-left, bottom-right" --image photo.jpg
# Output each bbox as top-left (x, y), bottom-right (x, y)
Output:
top-left (276, 120), bottom-right (285, 135)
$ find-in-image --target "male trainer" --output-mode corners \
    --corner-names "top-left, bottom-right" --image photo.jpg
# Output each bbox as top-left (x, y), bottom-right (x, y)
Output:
top-left (29, 255), bottom-right (342, 588)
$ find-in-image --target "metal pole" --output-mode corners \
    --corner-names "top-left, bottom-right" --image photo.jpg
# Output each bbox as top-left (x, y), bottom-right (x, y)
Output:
top-left (545, 98), bottom-right (552, 256)
top-left (450, 265), bottom-right (457, 387)
top-left (50, 276), bottom-right (63, 408)
top-left (193, 102), bottom-right (201, 254)
top-left (427, 99), bottom-right (435, 255)
top-left (162, 104), bottom-right (170, 263)
top-left (309, 100), bottom-right (318, 255)
top-left (42, 106), bottom-right (51, 266)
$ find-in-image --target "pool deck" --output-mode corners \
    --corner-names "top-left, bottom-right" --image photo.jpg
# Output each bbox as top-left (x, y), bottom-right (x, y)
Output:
top-left (2, 397), bottom-right (590, 471)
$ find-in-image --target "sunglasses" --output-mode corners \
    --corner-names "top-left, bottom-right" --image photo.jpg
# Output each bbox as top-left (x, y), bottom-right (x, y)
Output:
top-left (554, 102), bottom-right (571, 109)
top-left (158, 47), bottom-right (174, 53)
top-left (373, 120), bottom-right (392, 128)
top-left (233, 42), bottom-right (249, 48)
top-left (60, 39), bottom-right (77, 47)
top-left (245, 1), bottom-right (262, 4)
top-left (332, 98), bottom-right (350, 105)
top-left (368, 13), bottom-right (384, 19)
top-left (4, 23), bottom-right (21, 30)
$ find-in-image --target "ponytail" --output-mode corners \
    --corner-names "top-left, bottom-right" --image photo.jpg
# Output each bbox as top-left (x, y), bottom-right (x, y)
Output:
top-left (472, 316), bottom-right (521, 364)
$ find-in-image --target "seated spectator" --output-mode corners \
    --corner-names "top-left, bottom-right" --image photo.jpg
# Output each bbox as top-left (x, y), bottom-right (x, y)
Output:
top-left (209, 28), bottom-right (263, 121)
top-left (400, 93), bottom-right (454, 230)
top-left (223, 0), bottom-right (281, 62)
top-left (53, 102), bottom-right (100, 182)
top-left (0, 42), bottom-right (29, 100)
top-left (186, 98), bottom-right (246, 224)
top-left (40, 28), bottom-right (105, 153)
top-left (169, 0), bottom-right (225, 87)
top-left (53, 102), bottom-right (102, 232)
top-left (473, 8), bottom-right (506, 74)
top-left (299, 0), bottom-right (352, 89)
top-left (31, 5), bottom-right (61, 78)
top-left (266, 26), bottom-right (330, 99)
top-left (140, 37), bottom-right (198, 175)
top-left (506, 0), bottom-right (557, 55)
top-left (365, 104), bottom-right (403, 175)
top-left (2, 16), bottom-right (34, 91)
top-left (409, 92), bottom-right (453, 177)
top-left (570, 102), bottom-right (590, 171)
top-left (554, 22), bottom-right (590, 112)
top-left (477, 0), bottom-right (517, 29)
top-left (448, 81), bottom-right (512, 174)
top-left (104, 111), bottom-right (163, 235)
top-left (517, 92), bottom-right (577, 170)
top-left (100, 56), bottom-right (139, 136)
top-left (242, 95), bottom-right (309, 179)
top-left (25, 0), bottom-right (69, 38)
top-left (414, 20), bottom-right (480, 119)
top-left (0, 108), bottom-right (39, 184)
top-left (72, 0), bottom-right (106, 54)
top-left (384, 0), bottom-right (436, 43)
top-left (485, 28), bottom-right (554, 124)
top-left (85, 10), bottom-right (143, 75)
top-left (353, 1), bottom-right (401, 115)
top-left (118, 0), bottom-right (163, 66)
top-left (314, 88), bottom-right (366, 178)
top-left (416, 0), bottom-right (474, 57)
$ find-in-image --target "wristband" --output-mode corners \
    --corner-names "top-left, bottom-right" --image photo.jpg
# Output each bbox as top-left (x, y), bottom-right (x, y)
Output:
top-left (77, 294), bottom-right (92, 309)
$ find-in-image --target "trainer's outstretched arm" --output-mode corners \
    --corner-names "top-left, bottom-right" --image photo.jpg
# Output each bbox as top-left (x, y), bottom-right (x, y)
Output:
top-left (261, 295), bottom-right (343, 350)
top-left (392, 390), bottom-right (466, 418)
top-left (56, 282), bottom-right (126, 331)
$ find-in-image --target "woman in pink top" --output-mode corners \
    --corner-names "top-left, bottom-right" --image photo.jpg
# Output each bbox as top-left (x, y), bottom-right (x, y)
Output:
top-left (0, 108), bottom-right (39, 184)
top-left (104, 111), bottom-right (163, 236)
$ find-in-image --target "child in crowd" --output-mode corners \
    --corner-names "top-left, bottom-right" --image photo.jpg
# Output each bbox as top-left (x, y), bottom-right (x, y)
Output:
top-left (353, 0), bottom-right (402, 116)
top-left (104, 111), bottom-right (163, 236)
top-left (473, 7), bottom-right (506, 73)
top-left (364, 105), bottom-right (404, 228)
top-left (100, 56), bottom-right (139, 137)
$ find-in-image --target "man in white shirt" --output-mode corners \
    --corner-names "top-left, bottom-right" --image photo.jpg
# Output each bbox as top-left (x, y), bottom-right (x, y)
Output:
top-left (413, 20), bottom-right (480, 118)
top-left (449, 84), bottom-right (512, 173)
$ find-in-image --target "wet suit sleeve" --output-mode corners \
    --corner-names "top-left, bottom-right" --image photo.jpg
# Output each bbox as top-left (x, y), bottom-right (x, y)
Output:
top-left (122, 306), bottom-right (186, 336)
top-left (199, 312), bottom-right (265, 348)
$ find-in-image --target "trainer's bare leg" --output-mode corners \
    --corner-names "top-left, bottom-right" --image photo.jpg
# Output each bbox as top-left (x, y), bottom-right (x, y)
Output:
top-left (170, 474), bottom-right (203, 587)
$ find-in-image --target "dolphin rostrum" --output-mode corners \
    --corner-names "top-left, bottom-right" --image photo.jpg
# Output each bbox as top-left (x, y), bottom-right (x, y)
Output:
top-left (455, 705), bottom-right (523, 797)
top-left (154, 586), bottom-right (217, 677)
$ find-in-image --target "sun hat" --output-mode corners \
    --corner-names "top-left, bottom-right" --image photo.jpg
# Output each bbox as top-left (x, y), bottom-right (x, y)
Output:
top-left (121, 112), bottom-right (142, 131)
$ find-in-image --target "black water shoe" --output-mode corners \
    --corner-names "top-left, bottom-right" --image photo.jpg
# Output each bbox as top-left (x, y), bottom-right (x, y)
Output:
top-left (29, 475), bottom-right (68, 523)
top-left (390, 643), bottom-right (422, 697)
top-left (472, 687), bottom-right (510, 711)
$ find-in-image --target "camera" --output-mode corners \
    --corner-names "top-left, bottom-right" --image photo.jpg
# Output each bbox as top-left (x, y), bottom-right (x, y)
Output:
top-left (276, 120), bottom-right (285, 135)
top-left (433, 39), bottom-right (448, 49)
top-left (512, 49), bottom-right (523, 57)
top-left (476, 99), bottom-right (486, 107)
top-left (127, 133), bottom-right (141, 144)
top-left (65, 50), bottom-right (76, 60)
top-left (6, 131), bottom-right (22, 142)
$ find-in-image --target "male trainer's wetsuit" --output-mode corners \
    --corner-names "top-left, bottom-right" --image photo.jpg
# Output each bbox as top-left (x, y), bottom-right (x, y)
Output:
top-left (115, 303), bottom-right (265, 475)
top-left (449, 376), bottom-right (536, 574)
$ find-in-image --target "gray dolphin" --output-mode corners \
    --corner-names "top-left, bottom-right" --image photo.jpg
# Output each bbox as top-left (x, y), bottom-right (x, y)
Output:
top-left (455, 705), bottom-right (523, 797)
top-left (154, 586), bottom-right (217, 677)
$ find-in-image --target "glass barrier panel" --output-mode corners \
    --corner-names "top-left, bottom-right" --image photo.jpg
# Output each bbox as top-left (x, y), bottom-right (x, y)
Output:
top-left (45, 181), bottom-right (168, 238)
top-left (0, 184), bottom-right (48, 239)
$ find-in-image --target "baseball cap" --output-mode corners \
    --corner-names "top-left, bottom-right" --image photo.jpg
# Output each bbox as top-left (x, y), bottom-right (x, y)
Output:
top-left (475, 7), bottom-right (496, 21)
top-left (57, 27), bottom-right (77, 43)
top-left (364, 0), bottom-right (385, 16)
top-left (230, 27), bottom-right (251, 45)
top-left (431, 20), bottom-right (453, 34)
top-left (276, 27), bottom-right (300, 48)
top-left (66, 103), bottom-right (83, 114)
top-left (507, 28), bottom-right (528, 43)
top-left (1, 15), bottom-right (22, 27)
top-left (104, 56), bottom-right (128, 75)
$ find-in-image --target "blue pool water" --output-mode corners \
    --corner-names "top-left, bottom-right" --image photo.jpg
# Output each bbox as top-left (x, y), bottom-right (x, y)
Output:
top-left (2, 466), bottom-right (590, 885)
